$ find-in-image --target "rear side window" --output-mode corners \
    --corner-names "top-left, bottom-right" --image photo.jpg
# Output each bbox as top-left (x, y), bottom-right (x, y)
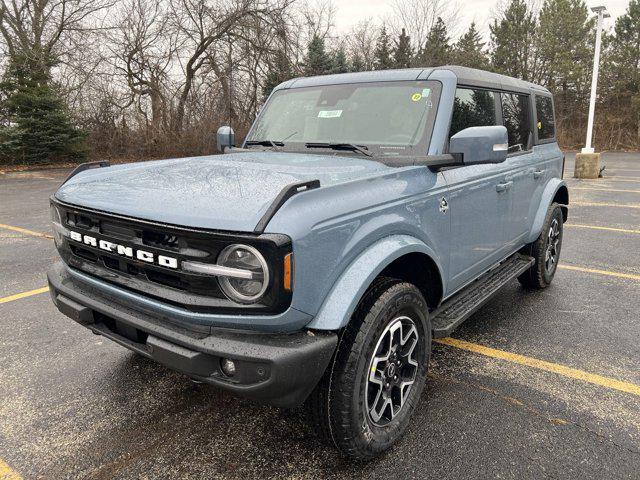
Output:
top-left (501, 93), bottom-right (531, 151)
top-left (535, 96), bottom-right (555, 140)
top-left (449, 88), bottom-right (497, 138)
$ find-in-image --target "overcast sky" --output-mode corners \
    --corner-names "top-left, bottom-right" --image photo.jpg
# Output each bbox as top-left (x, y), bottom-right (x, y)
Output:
top-left (333, 0), bottom-right (630, 39)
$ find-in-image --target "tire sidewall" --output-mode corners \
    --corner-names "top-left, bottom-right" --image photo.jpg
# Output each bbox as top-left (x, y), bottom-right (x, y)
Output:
top-left (342, 284), bottom-right (431, 456)
top-left (542, 206), bottom-right (564, 284)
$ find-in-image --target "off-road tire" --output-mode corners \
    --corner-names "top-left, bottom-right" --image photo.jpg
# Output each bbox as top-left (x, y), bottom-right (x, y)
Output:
top-left (518, 202), bottom-right (564, 289)
top-left (305, 277), bottom-right (431, 460)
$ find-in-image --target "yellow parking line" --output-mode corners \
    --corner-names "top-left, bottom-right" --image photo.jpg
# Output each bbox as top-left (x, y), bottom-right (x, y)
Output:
top-left (606, 168), bottom-right (640, 173)
top-left (0, 223), bottom-right (52, 240)
top-left (435, 337), bottom-right (640, 397)
top-left (608, 176), bottom-right (640, 180)
top-left (565, 223), bottom-right (640, 235)
top-left (558, 264), bottom-right (640, 281)
top-left (0, 287), bottom-right (49, 305)
top-left (570, 186), bottom-right (640, 194)
top-left (572, 201), bottom-right (640, 209)
top-left (0, 459), bottom-right (22, 480)
top-left (595, 178), bottom-right (640, 184)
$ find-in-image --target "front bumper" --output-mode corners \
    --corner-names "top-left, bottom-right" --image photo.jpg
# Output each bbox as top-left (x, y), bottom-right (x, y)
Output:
top-left (47, 262), bottom-right (337, 408)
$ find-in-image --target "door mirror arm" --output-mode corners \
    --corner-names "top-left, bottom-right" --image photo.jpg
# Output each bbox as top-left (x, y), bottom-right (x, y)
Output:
top-left (427, 153), bottom-right (464, 171)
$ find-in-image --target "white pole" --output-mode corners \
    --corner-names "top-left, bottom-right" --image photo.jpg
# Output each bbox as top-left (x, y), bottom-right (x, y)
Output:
top-left (582, 8), bottom-right (606, 154)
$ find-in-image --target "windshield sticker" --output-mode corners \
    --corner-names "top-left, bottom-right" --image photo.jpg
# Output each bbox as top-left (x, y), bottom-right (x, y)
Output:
top-left (422, 88), bottom-right (431, 97)
top-left (318, 110), bottom-right (343, 118)
top-left (411, 93), bottom-right (422, 102)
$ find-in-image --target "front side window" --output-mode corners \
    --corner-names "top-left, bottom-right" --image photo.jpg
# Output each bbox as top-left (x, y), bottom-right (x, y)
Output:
top-left (501, 93), bottom-right (531, 152)
top-left (535, 95), bottom-right (555, 140)
top-left (247, 81), bottom-right (441, 156)
top-left (449, 88), bottom-right (497, 138)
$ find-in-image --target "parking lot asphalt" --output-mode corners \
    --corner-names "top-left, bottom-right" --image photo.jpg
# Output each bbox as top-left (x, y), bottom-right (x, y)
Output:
top-left (0, 152), bottom-right (639, 479)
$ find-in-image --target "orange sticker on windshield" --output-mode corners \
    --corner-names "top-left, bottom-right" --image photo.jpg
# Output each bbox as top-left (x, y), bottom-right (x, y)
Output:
top-left (411, 93), bottom-right (422, 102)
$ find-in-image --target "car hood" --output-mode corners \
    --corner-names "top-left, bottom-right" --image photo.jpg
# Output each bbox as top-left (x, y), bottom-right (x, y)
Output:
top-left (55, 151), bottom-right (391, 232)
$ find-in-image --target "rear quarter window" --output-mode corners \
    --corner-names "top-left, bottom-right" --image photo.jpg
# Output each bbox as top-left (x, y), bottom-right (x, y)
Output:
top-left (535, 95), bottom-right (555, 141)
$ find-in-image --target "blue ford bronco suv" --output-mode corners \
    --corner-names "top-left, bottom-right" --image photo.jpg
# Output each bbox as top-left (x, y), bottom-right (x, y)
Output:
top-left (48, 66), bottom-right (568, 459)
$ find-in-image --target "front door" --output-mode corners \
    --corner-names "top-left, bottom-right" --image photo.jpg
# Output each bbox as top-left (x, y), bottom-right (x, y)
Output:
top-left (443, 163), bottom-right (511, 294)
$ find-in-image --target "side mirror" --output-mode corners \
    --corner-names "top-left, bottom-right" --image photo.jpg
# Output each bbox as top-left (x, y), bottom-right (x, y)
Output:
top-left (449, 126), bottom-right (508, 165)
top-left (217, 126), bottom-right (235, 153)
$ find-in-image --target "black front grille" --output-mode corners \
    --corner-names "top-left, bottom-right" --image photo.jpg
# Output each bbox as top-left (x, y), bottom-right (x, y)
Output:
top-left (142, 230), bottom-right (180, 250)
top-left (53, 199), bottom-right (292, 314)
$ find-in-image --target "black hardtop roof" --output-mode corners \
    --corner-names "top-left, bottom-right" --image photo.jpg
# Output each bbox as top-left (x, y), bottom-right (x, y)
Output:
top-left (442, 65), bottom-right (551, 95)
top-left (277, 65), bottom-right (551, 96)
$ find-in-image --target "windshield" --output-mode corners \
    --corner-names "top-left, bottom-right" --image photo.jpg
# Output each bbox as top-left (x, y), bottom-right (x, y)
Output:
top-left (246, 80), bottom-right (441, 156)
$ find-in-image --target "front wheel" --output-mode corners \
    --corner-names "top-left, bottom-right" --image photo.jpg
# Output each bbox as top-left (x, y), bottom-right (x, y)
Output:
top-left (306, 278), bottom-right (431, 460)
top-left (518, 203), bottom-right (564, 289)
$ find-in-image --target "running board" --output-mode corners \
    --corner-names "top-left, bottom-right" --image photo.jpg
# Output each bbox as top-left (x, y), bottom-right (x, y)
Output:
top-left (432, 254), bottom-right (535, 338)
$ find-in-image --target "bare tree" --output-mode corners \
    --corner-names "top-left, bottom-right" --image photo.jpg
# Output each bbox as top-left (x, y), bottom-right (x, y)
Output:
top-left (300, 0), bottom-right (335, 40)
top-left (168, 0), bottom-right (288, 132)
top-left (345, 20), bottom-right (378, 71)
top-left (286, 0), bottom-right (335, 67)
top-left (109, 0), bottom-right (175, 134)
top-left (387, 0), bottom-right (460, 53)
top-left (0, 0), bottom-right (113, 65)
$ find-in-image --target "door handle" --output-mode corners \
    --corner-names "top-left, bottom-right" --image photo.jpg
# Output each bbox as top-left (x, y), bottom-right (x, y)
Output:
top-left (533, 169), bottom-right (546, 179)
top-left (496, 181), bottom-right (513, 192)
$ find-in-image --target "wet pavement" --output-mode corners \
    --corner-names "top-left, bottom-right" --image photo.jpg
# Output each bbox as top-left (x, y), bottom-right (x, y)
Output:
top-left (0, 152), bottom-right (639, 479)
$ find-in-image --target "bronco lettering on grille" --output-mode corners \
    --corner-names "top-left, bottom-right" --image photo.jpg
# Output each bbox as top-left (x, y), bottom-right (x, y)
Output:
top-left (69, 231), bottom-right (178, 269)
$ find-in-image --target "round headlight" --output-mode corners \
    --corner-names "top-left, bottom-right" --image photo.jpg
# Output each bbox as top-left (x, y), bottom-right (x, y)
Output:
top-left (217, 244), bottom-right (269, 303)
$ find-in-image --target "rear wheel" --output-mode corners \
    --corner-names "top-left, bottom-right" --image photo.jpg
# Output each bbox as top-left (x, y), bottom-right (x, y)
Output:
top-left (518, 203), bottom-right (564, 289)
top-left (306, 278), bottom-right (431, 460)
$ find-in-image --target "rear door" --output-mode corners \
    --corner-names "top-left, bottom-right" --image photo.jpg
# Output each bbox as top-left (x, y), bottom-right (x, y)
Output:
top-left (529, 95), bottom-right (561, 226)
top-left (499, 92), bottom-right (536, 249)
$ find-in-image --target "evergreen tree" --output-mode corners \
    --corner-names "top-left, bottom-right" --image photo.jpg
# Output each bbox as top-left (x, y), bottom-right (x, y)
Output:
top-left (0, 54), bottom-right (86, 165)
top-left (418, 17), bottom-right (450, 67)
top-left (374, 25), bottom-right (394, 70)
top-left (454, 22), bottom-right (488, 69)
top-left (331, 46), bottom-right (349, 74)
top-left (537, 0), bottom-right (594, 117)
top-left (303, 35), bottom-right (333, 76)
top-left (611, 0), bottom-right (640, 84)
top-left (393, 28), bottom-right (414, 68)
top-left (489, 0), bottom-right (537, 80)
top-left (262, 51), bottom-right (293, 99)
top-left (604, 0), bottom-right (640, 143)
top-left (350, 52), bottom-right (365, 72)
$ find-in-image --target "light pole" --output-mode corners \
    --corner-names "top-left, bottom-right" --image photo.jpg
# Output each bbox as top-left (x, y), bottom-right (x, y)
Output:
top-left (582, 5), bottom-right (610, 154)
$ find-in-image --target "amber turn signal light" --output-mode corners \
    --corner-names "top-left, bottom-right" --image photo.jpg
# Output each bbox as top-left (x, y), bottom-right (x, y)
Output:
top-left (284, 253), bottom-right (293, 291)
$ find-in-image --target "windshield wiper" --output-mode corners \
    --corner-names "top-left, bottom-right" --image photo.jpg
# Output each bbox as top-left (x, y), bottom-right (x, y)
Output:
top-left (245, 139), bottom-right (284, 150)
top-left (305, 142), bottom-right (373, 157)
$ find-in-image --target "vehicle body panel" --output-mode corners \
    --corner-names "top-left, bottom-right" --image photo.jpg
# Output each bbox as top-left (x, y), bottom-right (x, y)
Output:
top-left (55, 152), bottom-right (391, 232)
top-left (307, 235), bottom-right (443, 330)
top-left (442, 163), bottom-right (512, 293)
top-left (266, 168), bottom-right (450, 323)
top-left (528, 176), bottom-right (568, 243)
top-left (64, 265), bottom-right (314, 332)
